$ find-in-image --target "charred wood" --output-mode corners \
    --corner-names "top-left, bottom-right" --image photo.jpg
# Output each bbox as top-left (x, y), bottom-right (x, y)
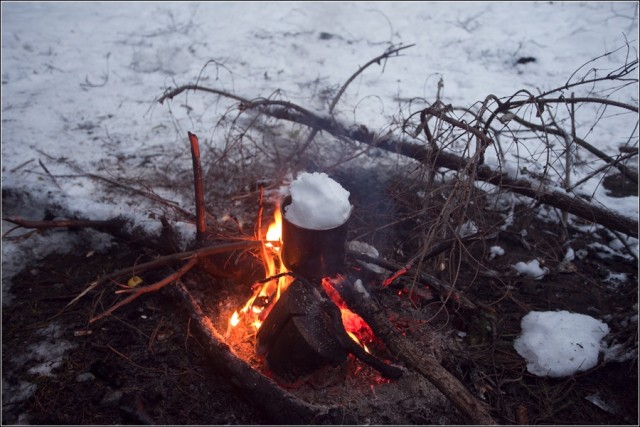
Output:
top-left (257, 278), bottom-right (404, 382)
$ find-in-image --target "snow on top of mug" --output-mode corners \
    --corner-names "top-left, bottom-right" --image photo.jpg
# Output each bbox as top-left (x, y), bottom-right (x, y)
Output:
top-left (284, 172), bottom-right (351, 229)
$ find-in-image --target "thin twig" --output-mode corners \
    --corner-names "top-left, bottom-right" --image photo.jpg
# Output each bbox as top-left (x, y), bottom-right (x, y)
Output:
top-left (58, 239), bottom-right (261, 316)
top-left (89, 258), bottom-right (198, 323)
top-left (330, 44), bottom-right (415, 113)
top-left (483, 95), bottom-right (638, 145)
top-left (34, 149), bottom-right (195, 219)
top-left (38, 159), bottom-right (63, 191)
top-left (298, 44), bottom-right (415, 156)
top-left (510, 113), bottom-right (638, 183)
top-left (158, 84), bottom-right (248, 105)
top-left (10, 158), bottom-right (35, 173)
top-left (568, 150), bottom-right (638, 191)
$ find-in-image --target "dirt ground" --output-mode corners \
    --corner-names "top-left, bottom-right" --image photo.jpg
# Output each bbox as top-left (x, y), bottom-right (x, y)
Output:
top-left (2, 170), bottom-right (638, 425)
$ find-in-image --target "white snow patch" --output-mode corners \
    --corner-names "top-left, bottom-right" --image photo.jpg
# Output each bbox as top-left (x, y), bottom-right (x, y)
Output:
top-left (605, 271), bottom-right (628, 285)
top-left (457, 220), bottom-right (478, 237)
top-left (608, 236), bottom-right (639, 259)
top-left (488, 245), bottom-right (505, 260)
top-left (512, 259), bottom-right (549, 280)
top-left (283, 172), bottom-right (352, 230)
top-left (2, 379), bottom-right (37, 405)
top-left (564, 247), bottom-right (575, 262)
top-left (602, 343), bottom-right (637, 363)
top-left (589, 241), bottom-right (635, 262)
top-left (604, 271), bottom-right (630, 291)
top-left (514, 310), bottom-right (610, 377)
top-left (575, 249), bottom-right (589, 259)
top-left (23, 322), bottom-right (78, 377)
top-left (347, 240), bottom-right (387, 274)
top-left (172, 221), bottom-right (197, 251)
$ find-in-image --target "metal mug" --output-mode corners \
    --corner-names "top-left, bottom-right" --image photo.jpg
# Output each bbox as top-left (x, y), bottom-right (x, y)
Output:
top-left (280, 195), bottom-right (351, 280)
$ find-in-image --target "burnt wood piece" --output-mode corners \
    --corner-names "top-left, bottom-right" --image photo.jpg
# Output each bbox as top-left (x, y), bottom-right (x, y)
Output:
top-left (256, 279), bottom-right (349, 380)
top-left (257, 279), bottom-right (403, 382)
top-left (331, 275), bottom-right (498, 426)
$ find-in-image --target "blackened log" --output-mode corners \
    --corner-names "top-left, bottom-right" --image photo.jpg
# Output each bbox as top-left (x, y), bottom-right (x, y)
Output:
top-left (257, 279), bottom-right (403, 381)
top-left (256, 279), bottom-right (349, 381)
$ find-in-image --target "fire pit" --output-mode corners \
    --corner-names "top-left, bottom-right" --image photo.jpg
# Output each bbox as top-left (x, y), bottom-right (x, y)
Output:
top-left (182, 170), bottom-right (489, 425)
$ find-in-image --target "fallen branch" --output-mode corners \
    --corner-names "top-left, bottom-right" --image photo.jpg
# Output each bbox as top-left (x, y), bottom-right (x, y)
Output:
top-left (244, 103), bottom-right (638, 237)
top-left (55, 239), bottom-right (261, 319)
top-left (158, 75), bottom-right (638, 238)
top-left (89, 258), bottom-right (199, 323)
top-left (332, 276), bottom-right (497, 425)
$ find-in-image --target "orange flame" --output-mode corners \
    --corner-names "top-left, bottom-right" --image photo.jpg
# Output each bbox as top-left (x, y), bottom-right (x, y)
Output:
top-left (322, 277), bottom-right (374, 353)
top-left (265, 208), bottom-right (282, 246)
top-left (229, 311), bottom-right (240, 327)
top-left (231, 203), bottom-right (292, 332)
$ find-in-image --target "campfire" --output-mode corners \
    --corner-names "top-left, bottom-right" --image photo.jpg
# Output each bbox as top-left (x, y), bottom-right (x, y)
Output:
top-left (225, 173), bottom-right (402, 382)
top-left (5, 133), bottom-right (500, 424)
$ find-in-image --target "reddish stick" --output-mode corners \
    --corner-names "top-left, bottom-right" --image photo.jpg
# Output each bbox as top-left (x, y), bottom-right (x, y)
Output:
top-left (89, 258), bottom-right (198, 324)
top-left (188, 132), bottom-right (207, 244)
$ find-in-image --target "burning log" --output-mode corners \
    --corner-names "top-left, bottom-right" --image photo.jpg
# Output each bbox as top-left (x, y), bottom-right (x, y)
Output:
top-left (256, 278), bottom-right (348, 380)
top-left (256, 278), bottom-right (403, 382)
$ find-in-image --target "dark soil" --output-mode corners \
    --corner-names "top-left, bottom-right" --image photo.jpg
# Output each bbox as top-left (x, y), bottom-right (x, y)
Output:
top-left (2, 170), bottom-right (638, 425)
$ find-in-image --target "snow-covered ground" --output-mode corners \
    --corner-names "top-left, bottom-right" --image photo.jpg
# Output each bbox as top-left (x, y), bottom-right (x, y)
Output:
top-left (2, 0), bottom-right (638, 417)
